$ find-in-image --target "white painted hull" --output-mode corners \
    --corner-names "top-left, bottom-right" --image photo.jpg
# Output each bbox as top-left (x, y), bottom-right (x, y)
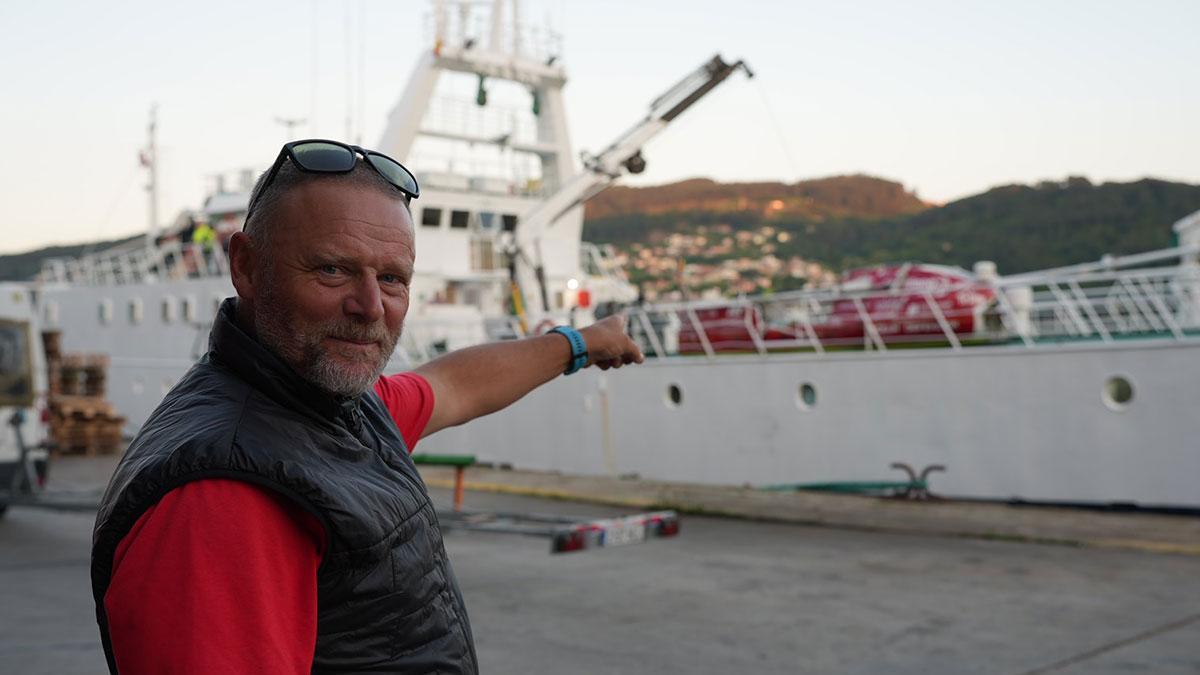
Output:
top-left (418, 340), bottom-right (1200, 507)
top-left (40, 272), bottom-right (1199, 508)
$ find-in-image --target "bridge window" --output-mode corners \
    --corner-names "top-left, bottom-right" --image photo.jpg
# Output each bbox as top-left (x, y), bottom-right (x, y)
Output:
top-left (420, 207), bottom-right (442, 228)
top-left (450, 210), bottom-right (470, 229)
top-left (478, 212), bottom-right (500, 231)
top-left (502, 214), bottom-right (517, 232)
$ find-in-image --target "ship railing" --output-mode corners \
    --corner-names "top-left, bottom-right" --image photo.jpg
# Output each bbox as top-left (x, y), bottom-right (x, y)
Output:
top-left (994, 264), bottom-right (1200, 345)
top-left (392, 314), bottom-right (504, 366)
top-left (423, 1), bottom-right (563, 66)
top-left (38, 240), bottom-right (230, 286)
top-left (623, 254), bottom-right (1200, 360)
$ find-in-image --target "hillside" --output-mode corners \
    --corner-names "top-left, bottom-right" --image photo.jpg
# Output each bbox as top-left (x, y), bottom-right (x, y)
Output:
top-left (835, 177), bottom-right (1199, 272)
top-left (584, 176), bottom-right (1200, 276)
top-left (4, 175), bottom-right (1198, 285)
top-left (585, 175), bottom-right (929, 221)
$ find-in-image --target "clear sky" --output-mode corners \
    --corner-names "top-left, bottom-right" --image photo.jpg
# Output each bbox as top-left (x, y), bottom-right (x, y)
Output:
top-left (2, 0), bottom-right (1198, 254)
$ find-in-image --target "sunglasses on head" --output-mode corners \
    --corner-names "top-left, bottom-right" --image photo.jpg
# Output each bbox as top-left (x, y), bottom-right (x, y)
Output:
top-left (243, 139), bottom-right (420, 225)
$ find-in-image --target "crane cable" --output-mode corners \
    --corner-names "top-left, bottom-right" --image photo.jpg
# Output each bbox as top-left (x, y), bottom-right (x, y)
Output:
top-left (752, 77), bottom-right (802, 180)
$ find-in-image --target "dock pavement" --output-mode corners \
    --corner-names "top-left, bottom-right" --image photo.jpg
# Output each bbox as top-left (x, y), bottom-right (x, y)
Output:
top-left (418, 464), bottom-right (1200, 556)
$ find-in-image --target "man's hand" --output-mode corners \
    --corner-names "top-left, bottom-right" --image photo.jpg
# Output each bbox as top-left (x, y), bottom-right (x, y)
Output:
top-left (580, 314), bottom-right (645, 371)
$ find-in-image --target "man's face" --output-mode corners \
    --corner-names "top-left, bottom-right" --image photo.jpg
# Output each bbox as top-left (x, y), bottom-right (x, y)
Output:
top-left (251, 181), bottom-right (416, 397)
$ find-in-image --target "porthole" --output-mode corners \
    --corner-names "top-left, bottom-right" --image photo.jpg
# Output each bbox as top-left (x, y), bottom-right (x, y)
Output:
top-left (1103, 376), bottom-right (1134, 411)
top-left (128, 298), bottom-right (144, 325)
top-left (665, 383), bottom-right (683, 408)
top-left (161, 297), bottom-right (176, 323)
top-left (182, 296), bottom-right (197, 322)
top-left (796, 382), bottom-right (817, 411)
top-left (98, 299), bottom-right (113, 325)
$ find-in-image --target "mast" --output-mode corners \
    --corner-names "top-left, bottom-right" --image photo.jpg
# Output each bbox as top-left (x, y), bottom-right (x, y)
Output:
top-left (142, 105), bottom-right (159, 249)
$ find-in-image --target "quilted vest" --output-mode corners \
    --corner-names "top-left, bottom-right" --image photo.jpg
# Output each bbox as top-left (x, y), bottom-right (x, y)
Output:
top-left (91, 299), bottom-right (477, 673)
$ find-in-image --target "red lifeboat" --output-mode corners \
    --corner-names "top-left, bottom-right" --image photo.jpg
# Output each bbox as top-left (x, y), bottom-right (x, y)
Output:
top-left (677, 305), bottom-right (796, 354)
top-left (677, 263), bottom-right (995, 354)
top-left (815, 264), bottom-right (995, 344)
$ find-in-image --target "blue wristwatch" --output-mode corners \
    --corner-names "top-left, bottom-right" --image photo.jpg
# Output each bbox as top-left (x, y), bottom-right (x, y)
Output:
top-left (549, 326), bottom-right (588, 375)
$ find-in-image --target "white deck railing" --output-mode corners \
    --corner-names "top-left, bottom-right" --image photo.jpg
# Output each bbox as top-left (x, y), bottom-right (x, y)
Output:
top-left (619, 246), bottom-right (1200, 359)
top-left (39, 240), bottom-right (229, 286)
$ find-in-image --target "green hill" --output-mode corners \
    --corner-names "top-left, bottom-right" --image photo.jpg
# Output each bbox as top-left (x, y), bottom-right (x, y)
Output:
top-left (5, 176), bottom-right (1197, 283)
top-left (584, 176), bottom-right (1200, 274)
top-left (585, 175), bottom-right (929, 220)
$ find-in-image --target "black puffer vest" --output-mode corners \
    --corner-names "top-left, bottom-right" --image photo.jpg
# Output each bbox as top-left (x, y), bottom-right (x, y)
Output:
top-left (91, 299), bottom-right (477, 674)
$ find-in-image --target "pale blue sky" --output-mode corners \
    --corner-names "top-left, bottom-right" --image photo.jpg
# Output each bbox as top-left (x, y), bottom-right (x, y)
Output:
top-left (1, 0), bottom-right (1198, 253)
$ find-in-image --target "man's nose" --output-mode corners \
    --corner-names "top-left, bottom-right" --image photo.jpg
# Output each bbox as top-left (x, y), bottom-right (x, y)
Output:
top-left (344, 275), bottom-right (384, 322)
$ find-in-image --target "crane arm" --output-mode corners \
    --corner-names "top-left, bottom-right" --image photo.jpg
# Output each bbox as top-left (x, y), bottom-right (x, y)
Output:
top-left (512, 54), bottom-right (753, 317)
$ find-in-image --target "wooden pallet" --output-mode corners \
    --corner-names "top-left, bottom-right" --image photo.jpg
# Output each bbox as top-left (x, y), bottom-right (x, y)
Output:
top-left (48, 394), bottom-right (125, 456)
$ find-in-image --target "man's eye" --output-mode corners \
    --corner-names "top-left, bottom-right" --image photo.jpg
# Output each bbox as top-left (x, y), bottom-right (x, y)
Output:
top-left (380, 274), bottom-right (403, 285)
top-left (319, 265), bottom-right (341, 276)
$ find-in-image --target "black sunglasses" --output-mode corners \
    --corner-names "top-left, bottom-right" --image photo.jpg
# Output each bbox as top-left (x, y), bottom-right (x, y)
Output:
top-left (243, 139), bottom-right (420, 225)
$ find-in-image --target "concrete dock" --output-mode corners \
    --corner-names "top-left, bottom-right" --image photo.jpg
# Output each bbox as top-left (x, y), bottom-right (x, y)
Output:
top-left (419, 464), bottom-right (1200, 555)
top-left (1, 456), bottom-right (1198, 674)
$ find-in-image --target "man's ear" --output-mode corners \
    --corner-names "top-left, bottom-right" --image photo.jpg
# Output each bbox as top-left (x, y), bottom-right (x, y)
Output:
top-left (228, 232), bottom-right (257, 302)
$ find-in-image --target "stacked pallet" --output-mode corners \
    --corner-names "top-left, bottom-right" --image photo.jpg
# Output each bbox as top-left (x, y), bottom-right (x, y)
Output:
top-left (41, 332), bottom-right (126, 456)
top-left (47, 394), bottom-right (126, 456)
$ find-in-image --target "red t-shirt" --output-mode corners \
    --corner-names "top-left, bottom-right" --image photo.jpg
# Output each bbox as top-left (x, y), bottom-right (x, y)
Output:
top-left (104, 373), bottom-right (435, 674)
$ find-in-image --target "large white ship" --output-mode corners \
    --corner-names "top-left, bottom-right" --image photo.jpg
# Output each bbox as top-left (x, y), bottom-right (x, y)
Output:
top-left (20, 0), bottom-right (1200, 509)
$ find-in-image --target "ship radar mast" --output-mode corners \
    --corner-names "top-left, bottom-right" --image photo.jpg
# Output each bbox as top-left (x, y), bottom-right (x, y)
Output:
top-left (140, 105), bottom-right (159, 251)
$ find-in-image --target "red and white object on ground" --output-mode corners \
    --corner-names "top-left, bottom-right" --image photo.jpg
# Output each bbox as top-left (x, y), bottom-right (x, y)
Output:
top-left (551, 511), bottom-right (681, 554)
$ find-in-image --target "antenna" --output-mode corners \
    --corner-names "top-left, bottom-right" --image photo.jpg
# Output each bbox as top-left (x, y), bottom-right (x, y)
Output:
top-left (344, 2), bottom-right (353, 141)
top-left (141, 104), bottom-right (159, 249)
top-left (309, 0), bottom-right (319, 136)
top-left (275, 116), bottom-right (308, 142)
top-left (357, 0), bottom-right (367, 145)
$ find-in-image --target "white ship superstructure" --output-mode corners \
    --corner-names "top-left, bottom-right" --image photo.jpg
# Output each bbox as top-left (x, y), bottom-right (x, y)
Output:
top-left (23, 1), bottom-right (1200, 509)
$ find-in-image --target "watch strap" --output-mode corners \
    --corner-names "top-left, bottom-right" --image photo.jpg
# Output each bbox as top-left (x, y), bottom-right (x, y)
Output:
top-left (549, 326), bottom-right (588, 375)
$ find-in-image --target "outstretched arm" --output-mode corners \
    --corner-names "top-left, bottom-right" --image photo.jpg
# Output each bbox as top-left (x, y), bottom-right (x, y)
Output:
top-left (415, 315), bottom-right (643, 438)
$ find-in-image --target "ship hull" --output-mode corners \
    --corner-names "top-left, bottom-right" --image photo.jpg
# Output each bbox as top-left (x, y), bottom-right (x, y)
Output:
top-left (419, 339), bottom-right (1200, 508)
top-left (38, 276), bottom-right (1200, 508)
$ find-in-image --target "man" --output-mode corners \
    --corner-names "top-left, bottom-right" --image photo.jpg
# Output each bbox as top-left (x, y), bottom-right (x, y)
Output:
top-left (190, 218), bottom-right (217, 275)
top-left (90, 140), bottom-right (643, 674)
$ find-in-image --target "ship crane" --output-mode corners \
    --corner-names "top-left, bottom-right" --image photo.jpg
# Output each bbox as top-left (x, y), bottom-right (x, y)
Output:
top-left (511, 54), bottom-right (754, 324)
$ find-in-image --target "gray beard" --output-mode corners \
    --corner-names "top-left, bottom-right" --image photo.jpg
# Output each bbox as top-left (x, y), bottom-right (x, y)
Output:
top-left (253, 285), bottom-right (401, 397)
